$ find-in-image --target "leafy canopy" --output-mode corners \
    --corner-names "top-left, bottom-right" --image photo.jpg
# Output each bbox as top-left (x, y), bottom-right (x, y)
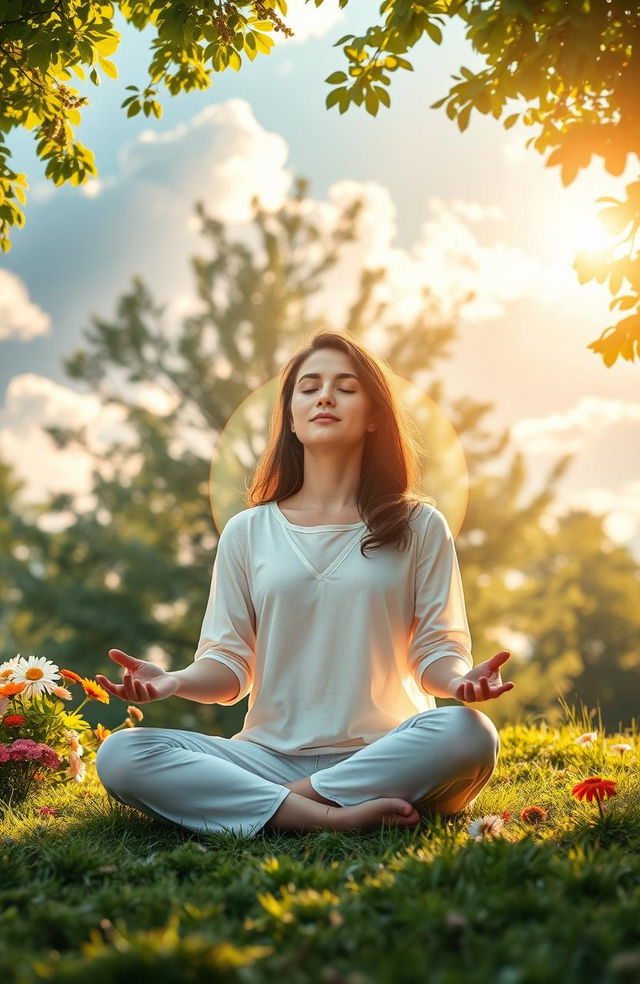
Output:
top-left (1, 0), bottom-right (638, 365)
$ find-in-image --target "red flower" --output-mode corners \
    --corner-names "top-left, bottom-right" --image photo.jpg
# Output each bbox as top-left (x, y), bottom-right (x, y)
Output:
top-left (39, 806), bottom-right (57, 816)
top-left (572, 776), bottom-right (617, 819)
top-left (2, 714), bottom-right (26, 727)
top-left (571, 777), bottom-right (617, 803)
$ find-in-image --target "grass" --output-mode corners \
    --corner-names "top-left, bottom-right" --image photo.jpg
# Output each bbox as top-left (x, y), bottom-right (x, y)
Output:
top-left (1, 699), bottom-right (639, 984)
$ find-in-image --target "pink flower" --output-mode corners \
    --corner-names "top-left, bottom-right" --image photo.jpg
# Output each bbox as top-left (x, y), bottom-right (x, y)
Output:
top-left (51, 685), bottom-right (72, 701)
top-left (39, 806), bottom-right (57, 816)
top-left (0, 738), bottom-right (60, 769)
top-left (66, 751), bottom-right (86, 782)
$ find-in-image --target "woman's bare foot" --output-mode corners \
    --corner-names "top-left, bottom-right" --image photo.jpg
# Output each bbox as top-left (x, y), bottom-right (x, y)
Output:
top-left (333, 797), bottom-right (421, 832)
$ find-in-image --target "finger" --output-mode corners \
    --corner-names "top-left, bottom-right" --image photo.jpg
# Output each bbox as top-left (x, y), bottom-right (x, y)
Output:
top-left (489, 650), bottom-right (511, 670)
top-left (133, 679), bottom-right (147, 702)
top-left (122, 672), bottom-right (139, 702)
top-left (95, 675), bottom-right (125, 699)
top-left (108, 648), bottom-right (144, 671)
top-left (479, 676), bottom-right (491, 698)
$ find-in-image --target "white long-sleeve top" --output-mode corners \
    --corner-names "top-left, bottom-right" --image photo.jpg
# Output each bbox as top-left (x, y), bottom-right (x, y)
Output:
top-left (194, 500), bottom-right (474, 755)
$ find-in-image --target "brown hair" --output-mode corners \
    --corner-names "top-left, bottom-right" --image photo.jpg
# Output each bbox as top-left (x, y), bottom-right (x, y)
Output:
top-left (246, 330), bottom-right (436, 556)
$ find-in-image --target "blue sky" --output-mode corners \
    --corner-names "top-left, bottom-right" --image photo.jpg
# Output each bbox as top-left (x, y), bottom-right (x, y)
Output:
top-left (1, 0), bottom-right (639, 580)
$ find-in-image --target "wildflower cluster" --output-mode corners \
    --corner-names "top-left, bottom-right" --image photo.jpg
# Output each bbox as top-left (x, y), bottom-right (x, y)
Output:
top-left (466, 729), bottom-right (633, 841)
top-left (0, 653), bottom-right (144, 810)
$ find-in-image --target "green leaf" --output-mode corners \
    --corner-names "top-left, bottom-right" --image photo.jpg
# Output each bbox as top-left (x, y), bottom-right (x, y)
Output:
top-left (365, 89), bottom-right (379, 116)
top-left (326, 86), bottom-right (347, 109)
top-left (325, 71), bottom-right (348, 84)
top-left (424, 19), bottom-right (443, 45)
top-left (458, 103), bottom-right (472, 131)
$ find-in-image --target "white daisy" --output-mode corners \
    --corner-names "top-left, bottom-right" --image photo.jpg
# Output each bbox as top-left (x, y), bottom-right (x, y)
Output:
top-left (467, 814), bottom-right (505, 840)
top-left (10, 654), bottom-right (61, 698)
top-left (574, 731), bottom-right (598, 745)
top-left (0, 655), bottom-right (21, 682)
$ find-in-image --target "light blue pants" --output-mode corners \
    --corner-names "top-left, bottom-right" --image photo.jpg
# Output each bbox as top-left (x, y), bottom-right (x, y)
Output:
top-left (95, 705), bottom-right (500, 838)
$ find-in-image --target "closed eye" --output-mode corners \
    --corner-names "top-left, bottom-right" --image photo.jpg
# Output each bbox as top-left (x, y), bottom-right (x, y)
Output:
top-left (302, 389), bottom-right (354, 394)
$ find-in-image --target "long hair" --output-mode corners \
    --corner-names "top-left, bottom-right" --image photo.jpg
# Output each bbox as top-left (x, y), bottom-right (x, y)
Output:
top-left (246, 330), bottom-right (436, 556)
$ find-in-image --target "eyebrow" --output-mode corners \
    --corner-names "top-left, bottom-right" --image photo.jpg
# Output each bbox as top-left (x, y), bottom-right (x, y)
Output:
top-left (296, 372), bottom-right (360, 385)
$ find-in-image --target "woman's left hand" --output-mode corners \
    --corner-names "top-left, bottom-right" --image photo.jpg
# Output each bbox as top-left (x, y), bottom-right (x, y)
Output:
top-left (449, 650), bottom-right (515, 703)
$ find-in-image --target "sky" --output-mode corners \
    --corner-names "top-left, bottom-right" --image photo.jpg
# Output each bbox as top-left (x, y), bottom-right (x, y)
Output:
top-left (1, 0), bottom-right (639, 575)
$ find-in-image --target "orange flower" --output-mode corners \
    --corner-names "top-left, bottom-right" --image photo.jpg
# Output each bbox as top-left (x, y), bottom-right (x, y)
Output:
top-left (33, 772), bottom-right (46, 781)
top-left (94, 723), bottom-right (112, 742)
top-left (127, 705), bottom-right (144, 722)
top-left (572, 776), bottom-right (617, 819)
top-left (501, 811), bottom-right (511, 821)
top-left (2, 714), bottom-right (26, 727)
top-left (0, 681), bottom-right (26, 697)
top-left (520, 805), bottom-right (548, 824)
top-left (80, 677), bottom-right (110, 704)
top-left (59, 669), bottom-right (83, 684)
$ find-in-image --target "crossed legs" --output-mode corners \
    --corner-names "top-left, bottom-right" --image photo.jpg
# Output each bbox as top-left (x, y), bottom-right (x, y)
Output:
top-left (265, 706), bottom-right (500, 833)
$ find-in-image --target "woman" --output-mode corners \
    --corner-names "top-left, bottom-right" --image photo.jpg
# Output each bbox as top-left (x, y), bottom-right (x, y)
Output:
top-left (95, 331), bottom-right (514, 838)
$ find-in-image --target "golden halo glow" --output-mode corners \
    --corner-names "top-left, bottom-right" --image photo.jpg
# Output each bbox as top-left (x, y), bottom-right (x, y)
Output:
top-left (209, 372), bottom-right (469, 538)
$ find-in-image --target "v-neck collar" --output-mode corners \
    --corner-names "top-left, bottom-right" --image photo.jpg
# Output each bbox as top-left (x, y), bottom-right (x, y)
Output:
top-left (270, 501), bottom-right (366, 580)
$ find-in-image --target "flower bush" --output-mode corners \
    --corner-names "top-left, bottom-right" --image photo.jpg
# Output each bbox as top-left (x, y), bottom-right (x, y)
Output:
top-left (0, 653), bottom-right (143, 811)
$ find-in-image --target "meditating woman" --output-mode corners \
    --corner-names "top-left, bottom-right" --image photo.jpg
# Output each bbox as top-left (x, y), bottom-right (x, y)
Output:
top-left (95, 330), bottom-right (514, 838)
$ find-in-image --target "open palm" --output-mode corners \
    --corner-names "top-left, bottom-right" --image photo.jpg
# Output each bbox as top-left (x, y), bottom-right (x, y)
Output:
top-left (452, 650), bottom-right (515, 703)
top-left (96, 648), bottom-right (179, 704)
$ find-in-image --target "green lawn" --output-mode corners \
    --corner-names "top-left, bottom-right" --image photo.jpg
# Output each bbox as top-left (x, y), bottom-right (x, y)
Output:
top-left (1, 704), bottom-right (639, 984)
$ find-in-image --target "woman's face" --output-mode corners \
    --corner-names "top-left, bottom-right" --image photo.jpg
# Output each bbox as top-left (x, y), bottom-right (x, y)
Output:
top-left (289, 349), bottom-right (377, 447)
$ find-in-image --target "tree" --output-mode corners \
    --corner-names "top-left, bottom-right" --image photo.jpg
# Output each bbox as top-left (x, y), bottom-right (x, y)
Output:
top-left (492, 507), bottom-right (640, 733)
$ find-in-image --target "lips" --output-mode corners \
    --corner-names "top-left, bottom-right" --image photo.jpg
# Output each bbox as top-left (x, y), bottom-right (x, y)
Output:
top-left (311, 415), bottom-right (339, 421)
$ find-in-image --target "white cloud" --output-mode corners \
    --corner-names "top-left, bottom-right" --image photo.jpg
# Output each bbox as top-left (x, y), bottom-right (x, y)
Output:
top-left (117, 99), bottom-right (293, 226)
top-left (280, 0), bottom-right (346, 43)
top-left (0, 374), bottom-right (138, 509)
top-left (0, 269), bottom-right (51, 341)
top-left (510, 397), bottom-right (640, 456)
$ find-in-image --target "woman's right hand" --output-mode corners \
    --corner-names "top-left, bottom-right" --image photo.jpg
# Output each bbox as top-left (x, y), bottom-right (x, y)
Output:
top-left (95, 649), bottom-right (180, 704)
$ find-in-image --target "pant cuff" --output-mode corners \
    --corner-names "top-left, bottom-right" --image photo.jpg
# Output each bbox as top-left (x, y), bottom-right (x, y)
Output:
top-left (308, 775), bottom-right (346, 807)
top-left (252, 786), bottom-right (291, 836)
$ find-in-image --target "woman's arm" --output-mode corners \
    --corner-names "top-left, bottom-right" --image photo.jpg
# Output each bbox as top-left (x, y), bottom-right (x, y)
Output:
top-left (168, 659), bottom-right (241, 705)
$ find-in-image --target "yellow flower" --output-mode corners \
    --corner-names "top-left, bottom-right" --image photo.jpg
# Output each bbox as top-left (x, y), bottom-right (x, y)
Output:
top-left (80, 677), bottom-right (110, 704)
top-left (127, 705), bottom-right (144, 721)
top-left (93, 724), bottom-right (112, 742)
